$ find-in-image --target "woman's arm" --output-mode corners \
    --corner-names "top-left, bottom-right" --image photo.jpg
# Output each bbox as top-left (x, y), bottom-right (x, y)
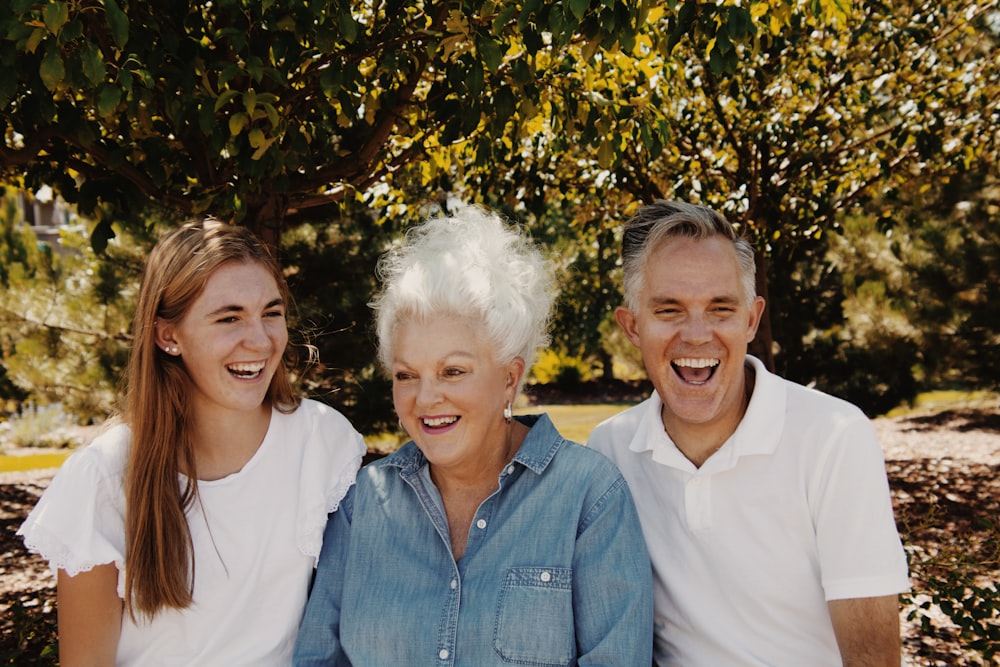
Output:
top-left (574, 476), bottom-right (654, 666)
top-left (293, 487), bottom-right (354, 666)
top-left (57, 564), bottom-right (122, 667)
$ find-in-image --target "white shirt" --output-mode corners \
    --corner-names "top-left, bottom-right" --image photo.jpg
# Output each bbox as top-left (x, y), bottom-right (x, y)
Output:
top-left (19, 398), bottom-right (365, 666)
top-left (588, 356), bottom-right (910, 666)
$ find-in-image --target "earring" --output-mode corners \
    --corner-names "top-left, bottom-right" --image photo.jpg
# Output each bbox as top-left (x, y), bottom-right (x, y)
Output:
top-left (165, 345), bottom-right (178, 355)
top-left (503, 401), bottom-right (513, 424)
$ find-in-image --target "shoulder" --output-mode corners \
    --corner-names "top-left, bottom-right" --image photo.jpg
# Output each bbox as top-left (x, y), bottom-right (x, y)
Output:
top-left (587, 397), bottom-right (655, 453)
top-left (551, 438), bottom-right (624, 481)
top-left (278, 399), bottom-right (365, 448)
top-left (782, 379), bottom-right (873, 433)
top-left (290, 398), bottom-right (359, 429)
top-left (60, 422), bottom-right (131, 482)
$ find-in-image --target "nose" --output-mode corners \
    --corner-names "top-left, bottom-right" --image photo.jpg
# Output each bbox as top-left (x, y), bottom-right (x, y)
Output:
top-left (243, 317), bottom-right (271, 350)
top-left (415, 377), bottom-right (442, 410)
top-left (679, 313), bottom-right (712, 345)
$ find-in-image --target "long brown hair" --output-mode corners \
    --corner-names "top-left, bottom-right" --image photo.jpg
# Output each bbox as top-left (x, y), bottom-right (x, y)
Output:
top-left (122, 218), bottom-right (299, 618)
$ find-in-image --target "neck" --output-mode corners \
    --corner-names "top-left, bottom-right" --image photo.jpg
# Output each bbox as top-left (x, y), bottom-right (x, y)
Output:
top-left (189, 402), bottom-right (272, 480)
top-left (430, 419), bottom-right (526, 495)
top-left (664, 363), bottom-right (756, 468)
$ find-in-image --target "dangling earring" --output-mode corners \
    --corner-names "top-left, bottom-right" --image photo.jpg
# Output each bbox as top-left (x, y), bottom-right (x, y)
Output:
top-left (503, 401), bottom-right (513, 424)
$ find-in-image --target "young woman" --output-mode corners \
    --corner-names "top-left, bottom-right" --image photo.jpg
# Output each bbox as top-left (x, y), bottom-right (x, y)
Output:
top-left (19, 218), bottom-right (365, 666)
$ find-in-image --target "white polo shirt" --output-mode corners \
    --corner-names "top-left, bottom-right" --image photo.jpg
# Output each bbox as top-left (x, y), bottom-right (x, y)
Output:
top-left (589, 356), bottom-right (910, 666)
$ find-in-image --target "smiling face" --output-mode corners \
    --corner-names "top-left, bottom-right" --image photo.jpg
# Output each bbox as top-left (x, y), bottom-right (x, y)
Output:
top-left (155, 260), bottom-right (288, 424)
top-left (391, 314), bottom-right (523, 477)
top-left (616, 235), bottom-right (765, 448)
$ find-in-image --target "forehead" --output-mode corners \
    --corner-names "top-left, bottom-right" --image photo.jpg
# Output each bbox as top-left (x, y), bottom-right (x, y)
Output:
top-left (392, 314), bottom-right (491, 363)
top-left (642, 235), bottom-right (743, 297)
top-left (192, 261), bottom-right (280, 308)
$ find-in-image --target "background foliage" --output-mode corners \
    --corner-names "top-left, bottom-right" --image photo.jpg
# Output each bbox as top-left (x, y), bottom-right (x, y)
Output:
top-left (1, 0), bottom-right (998, 432)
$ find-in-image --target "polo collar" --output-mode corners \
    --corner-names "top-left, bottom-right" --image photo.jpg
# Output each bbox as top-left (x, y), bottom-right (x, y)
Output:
top-left (628, 356), bottom-right (786, 471)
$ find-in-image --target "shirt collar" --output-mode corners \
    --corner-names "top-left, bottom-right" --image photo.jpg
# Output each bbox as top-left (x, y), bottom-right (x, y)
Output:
top-left (627, 356), bottom-right (786, 469)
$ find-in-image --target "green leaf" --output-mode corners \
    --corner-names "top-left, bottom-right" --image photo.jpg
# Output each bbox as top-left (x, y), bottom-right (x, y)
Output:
top-left (214, 89), bottom-right (240, 112)
top-left (727, 6), bottom-right (752, 41)
top-left (668, 1), bottom-right (698, 54)
top-left (243, 90), bottom-right (257, 114)
top-left (90, 219), bottom-right (116, 254)
top-left (81, 42), bottom-right (106, 86)
top-left (477, 36), bottom-right (503, 74)
top-left (338, 12), bottom-right (358, 43)
top-left (229, 112), bottom-right (249, 136)
top-left (95, 83), bottom-right (121, 117)
top-left (261, 102), bottom-right (280, 128)
top-left (25, 28), bottom-right (45, 54)
top-left (568, 0), bottom-right (590, 22)
top-left (39, 46), bottom-right (65, 91)
top-left (103, 0), bottom-right (129, 50)
top-left (43, 2), bottom-right (70, 34)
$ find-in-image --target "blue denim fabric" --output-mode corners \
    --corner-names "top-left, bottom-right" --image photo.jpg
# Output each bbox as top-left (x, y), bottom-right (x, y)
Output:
top-left (294, 414), bottom-right (653, 667)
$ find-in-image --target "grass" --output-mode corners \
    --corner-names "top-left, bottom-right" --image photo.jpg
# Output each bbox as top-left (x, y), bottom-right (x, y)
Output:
top-left (885, 389), bottom-right (999, 417)
top-left (523, 403), bottom-right (637, 444)
top-left (0, 451), bottom-right (72, 473)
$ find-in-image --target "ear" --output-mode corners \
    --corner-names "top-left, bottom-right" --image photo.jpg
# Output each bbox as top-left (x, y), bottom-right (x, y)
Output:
top-left (154, 319), bottom-right (180, 355)
top-left (746, 296), bottom-right (766, 342)
top-left (615, 306), bottom-right (642, 349)
top-left (505, 357), bottom-right (527, 399)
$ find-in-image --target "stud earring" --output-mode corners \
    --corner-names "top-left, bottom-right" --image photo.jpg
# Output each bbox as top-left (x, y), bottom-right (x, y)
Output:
top-left (165, 345), bottom-right (178, 354)
top-left (503, 401), bottom-right (513, 424)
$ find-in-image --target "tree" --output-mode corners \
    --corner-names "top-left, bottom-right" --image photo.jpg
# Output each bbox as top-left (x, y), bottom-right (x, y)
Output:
top-left (0, 0), bottom-right (643, 250)
top-left (464, 0), bottom-right (999, 401)
top-left (0, 192), bottom-right (139, 418)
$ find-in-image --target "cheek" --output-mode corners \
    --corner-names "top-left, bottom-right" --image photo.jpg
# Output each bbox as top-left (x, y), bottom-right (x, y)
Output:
top-left (391, 385), bottom-right (411, 409)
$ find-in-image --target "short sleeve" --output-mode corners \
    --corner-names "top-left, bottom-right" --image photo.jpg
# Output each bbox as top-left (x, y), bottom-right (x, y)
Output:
top-left (812, 413), bottom-right (910, 600)
top-left (293, 401), bottom-right (366, 565)
top-left (17, 425), bottom-right (129, 592)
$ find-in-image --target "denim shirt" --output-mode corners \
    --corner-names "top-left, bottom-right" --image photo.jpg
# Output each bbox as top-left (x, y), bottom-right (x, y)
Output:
top-left (294, 413), bottom-right (653, 666)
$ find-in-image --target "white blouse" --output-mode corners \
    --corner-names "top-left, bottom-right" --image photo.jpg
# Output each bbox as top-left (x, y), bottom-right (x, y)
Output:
top-left (19, 398), bottom-right (365, 666)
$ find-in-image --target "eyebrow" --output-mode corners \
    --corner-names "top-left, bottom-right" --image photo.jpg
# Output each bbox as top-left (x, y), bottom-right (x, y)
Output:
top-left (649, 294), bottom-right (741, 306)
top-left (206, 298), bottom-right (284, 318)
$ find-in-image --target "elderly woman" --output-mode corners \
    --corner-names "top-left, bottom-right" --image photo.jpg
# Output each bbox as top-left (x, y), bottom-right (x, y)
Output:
top-left (294, 208), bottom-right (652, 666)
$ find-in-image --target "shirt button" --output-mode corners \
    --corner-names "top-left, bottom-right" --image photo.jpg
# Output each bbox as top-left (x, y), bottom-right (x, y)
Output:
top-left (540, 571), bottom-right (551, 582)
top-left (439, 649), bottom-right (449, 660)
top-left (476, 518), bottom-right (487, 529)
top-left (450, 578), bottom-right (457, 590)
top-left (506, 465), bottom-right (515, 475)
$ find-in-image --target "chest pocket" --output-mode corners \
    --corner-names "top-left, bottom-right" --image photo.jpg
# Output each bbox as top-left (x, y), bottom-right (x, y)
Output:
top-left (494, 566), bottom-right (574, 666)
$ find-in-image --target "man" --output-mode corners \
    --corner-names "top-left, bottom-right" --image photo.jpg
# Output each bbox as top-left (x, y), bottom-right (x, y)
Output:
top-left (588, 201), bottom-right (910, 666)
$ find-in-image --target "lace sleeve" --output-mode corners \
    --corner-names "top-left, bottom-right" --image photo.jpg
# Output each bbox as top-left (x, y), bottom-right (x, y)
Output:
top-left (17, 429), bottom-right (128, 591)
top-left (295, 403), bottom-right (366, 565)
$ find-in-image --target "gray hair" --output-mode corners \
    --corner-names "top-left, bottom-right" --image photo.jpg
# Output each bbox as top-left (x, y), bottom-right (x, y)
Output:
top-left (620, 200), bottom-right (757, 311)
top-left (370, 207), bottom-right (556, 391)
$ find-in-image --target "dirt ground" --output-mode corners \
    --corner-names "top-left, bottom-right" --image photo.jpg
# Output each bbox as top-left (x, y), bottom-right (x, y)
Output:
top-left (2, 407), bottom-right (999, 665)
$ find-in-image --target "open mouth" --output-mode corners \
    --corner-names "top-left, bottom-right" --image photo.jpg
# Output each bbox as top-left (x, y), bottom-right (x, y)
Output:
top-left (671, 357), bottom-right (719, 385)
top-left (227, 361), bottom-right (266, 379)
top-left (422, 416), bottom-right (459, 429)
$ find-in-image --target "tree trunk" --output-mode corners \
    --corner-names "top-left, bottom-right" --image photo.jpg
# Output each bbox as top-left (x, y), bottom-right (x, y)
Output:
top-left (598, 348), bottom-right (615, 381)
top-left (244, 195), bottom-right (288, 258)
top-left (749, 251), bottom-right (775, 371)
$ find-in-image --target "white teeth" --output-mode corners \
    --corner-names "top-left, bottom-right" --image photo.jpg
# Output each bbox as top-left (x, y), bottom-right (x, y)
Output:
top-left (423, 416), bottom-right (458, 427)
top-left (228, 362), bottom-right (265, 376)
top-left (673, 358), bottom-right (719, 369)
